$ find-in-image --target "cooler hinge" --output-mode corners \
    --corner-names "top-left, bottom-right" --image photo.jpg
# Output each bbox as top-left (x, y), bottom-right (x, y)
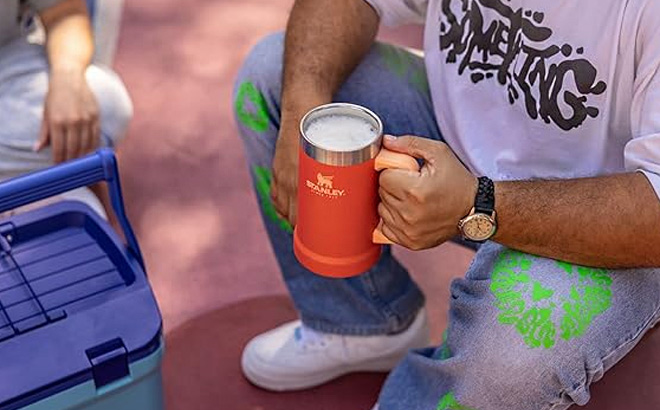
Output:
top-left (86, 338), bottom-right (130, 388)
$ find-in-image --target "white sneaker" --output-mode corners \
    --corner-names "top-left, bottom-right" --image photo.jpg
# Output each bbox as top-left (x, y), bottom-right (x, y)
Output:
top-left (241, 308), bottom-right (430, 391)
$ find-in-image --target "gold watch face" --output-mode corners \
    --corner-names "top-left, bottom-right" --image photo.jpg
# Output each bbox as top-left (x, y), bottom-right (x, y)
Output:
top-left (461, 213), bottom-right (496, 241)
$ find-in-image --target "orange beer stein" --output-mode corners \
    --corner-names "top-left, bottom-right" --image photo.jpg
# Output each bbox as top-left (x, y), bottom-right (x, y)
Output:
top-left (293, 103), bottom-right (419, 278)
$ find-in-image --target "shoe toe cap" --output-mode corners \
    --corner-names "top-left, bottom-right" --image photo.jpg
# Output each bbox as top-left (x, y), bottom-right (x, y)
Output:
top-left (245, 321), bottom-right (300, 358)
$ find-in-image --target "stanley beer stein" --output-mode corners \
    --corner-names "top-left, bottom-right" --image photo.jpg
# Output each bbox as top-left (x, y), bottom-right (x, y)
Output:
top-left (293, 103), bottom-right (419, 278)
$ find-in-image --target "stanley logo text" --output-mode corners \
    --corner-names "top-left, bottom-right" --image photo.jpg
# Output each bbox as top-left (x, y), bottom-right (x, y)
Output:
top-left (306, 173), bottom-right (346, 198)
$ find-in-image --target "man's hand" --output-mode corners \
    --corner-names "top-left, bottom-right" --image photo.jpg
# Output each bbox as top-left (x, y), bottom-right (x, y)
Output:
top-left (271, 118), bottom-right (302, 225)
top-left (36, 0), bottom-right (96, 163)
top-left (36, 69), bottom-right (100, 162)
top-left (378, 135), bottom-right (477, 250)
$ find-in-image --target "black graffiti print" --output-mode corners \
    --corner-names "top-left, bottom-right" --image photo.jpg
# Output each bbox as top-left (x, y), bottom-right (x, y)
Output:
top-left (439, 0), bottom-right (607, 131)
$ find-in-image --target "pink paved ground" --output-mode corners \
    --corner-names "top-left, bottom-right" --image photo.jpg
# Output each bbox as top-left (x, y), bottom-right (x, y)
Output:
top-left (111, 1), bottom-right (660, 409)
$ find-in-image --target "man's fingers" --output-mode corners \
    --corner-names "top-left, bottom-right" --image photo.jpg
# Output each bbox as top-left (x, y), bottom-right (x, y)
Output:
top-left (50, 125), bottom-right (66, 163)
top-left (80, 123), bottom-right (93, 155)
top-left (378, 202), bottom-right (400, 228)
top-left (274, 198), bottom-right (288, 221)
top-left (271, 183), bottom-right (290, 220)
top-left (379, 186), bottom-right (404, 206)
top-left (378, 202), bottom-right (409, 247)
top-left (380, 220), bottom-right (406, 246)
top-left (275, 210), bottom-right (288, 224)
top-left (82, 118), bottom-right (97, 154)
top-left (270, 178), bottom-right (279, 202)
top-left (288, 201), bottom-right (297, 226)
top-left (379, 168), bottom-right (419, 200)
top-left (65, 125), bottom-right (81, 162)
top-left (383, 135), bottom-right (445, 164)
top-left (273, 198), bottom-right (288, 224)
top-left (91, 119), bottom-right (101, 151)
top-left (273, 191), bottom-right (297, 226)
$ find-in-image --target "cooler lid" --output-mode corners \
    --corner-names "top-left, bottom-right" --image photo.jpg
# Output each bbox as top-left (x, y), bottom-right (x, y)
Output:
top-left (0, 201), bottom-right (161, 409)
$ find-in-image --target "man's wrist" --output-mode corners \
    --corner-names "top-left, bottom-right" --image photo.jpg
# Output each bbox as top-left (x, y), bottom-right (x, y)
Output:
top-left (491, 181), bottom-right (505, 240)
top-left (457, 176), bottom-right (497, 242)
top-left (281, 97), bottom-right (331, 119)
top-left (50, 63), bottom-right (87, 78)
top-left (465, 176), bottom-right (479, 214)
top-left (280, 92), bottom-right (332, 139)
top-left (457, 175), bottom-right (478, 220)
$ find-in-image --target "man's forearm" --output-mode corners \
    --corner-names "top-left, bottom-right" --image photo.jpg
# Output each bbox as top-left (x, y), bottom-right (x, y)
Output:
top-left (282, 0), bottom-right (379, 122)
top-left (40, 0), bottom-right (93, 74)
top-left (494, 172), bottom-right (660, 268)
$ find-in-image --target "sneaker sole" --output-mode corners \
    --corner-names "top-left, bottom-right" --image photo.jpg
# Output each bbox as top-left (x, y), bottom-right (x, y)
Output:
top-left (242, 348), bottom-right (407, 392)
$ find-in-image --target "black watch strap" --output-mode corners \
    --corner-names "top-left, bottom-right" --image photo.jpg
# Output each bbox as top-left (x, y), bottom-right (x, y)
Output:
top-left (474, 176), bottom-right (495, 214)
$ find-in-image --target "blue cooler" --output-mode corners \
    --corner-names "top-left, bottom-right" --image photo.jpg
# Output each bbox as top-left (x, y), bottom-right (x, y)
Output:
top-left (0, 150), bottom-right (164, 410)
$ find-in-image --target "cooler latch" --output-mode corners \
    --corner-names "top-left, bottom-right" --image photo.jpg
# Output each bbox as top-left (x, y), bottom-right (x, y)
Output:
top-left (86, 338), bottom-right (130, 388)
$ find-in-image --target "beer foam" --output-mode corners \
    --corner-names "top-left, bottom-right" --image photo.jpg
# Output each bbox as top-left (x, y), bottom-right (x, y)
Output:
top-left (305, 114), bottom-right (378, 151)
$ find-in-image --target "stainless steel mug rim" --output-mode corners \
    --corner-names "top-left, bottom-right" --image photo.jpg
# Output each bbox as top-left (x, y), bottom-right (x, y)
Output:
top-left (300, 103), bottom-right (383, 166)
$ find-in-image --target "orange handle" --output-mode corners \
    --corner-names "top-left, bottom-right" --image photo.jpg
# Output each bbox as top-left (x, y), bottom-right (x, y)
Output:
top-left (372, 148), bottom-right (420, 245)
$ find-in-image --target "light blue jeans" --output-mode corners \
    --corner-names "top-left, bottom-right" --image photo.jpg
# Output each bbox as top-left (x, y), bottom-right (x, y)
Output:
top-left (233, 33), bottom-right (660, 410)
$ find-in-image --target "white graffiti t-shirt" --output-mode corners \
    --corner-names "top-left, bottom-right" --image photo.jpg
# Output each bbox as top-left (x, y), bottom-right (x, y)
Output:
top-left (364, 0), bottom-right (660, 198)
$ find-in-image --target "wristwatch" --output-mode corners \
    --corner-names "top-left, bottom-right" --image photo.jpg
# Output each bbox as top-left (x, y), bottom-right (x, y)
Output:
top-left (458, 176), bottom-right (497, 242)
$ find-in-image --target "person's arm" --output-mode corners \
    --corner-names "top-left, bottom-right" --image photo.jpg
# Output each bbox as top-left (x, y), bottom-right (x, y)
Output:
top-left (492, 174), bottom-right (660, 268)
top-left (377, 136), bottom-right (660, 269)
top-left (271, 0), bottom-right (380, 224)
top-left (34, 0), bottom-right (100, 163)
top-left (281, 0), bottom-right (379, 120)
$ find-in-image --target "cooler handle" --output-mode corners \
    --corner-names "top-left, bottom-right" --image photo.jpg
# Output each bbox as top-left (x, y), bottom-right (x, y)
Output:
top-left (0, 149), bottom-right (145, 270)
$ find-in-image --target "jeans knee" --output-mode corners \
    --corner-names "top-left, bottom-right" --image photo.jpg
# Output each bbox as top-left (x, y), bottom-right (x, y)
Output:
top-left (467, 344), bottom-right (589, 408)
top-left (482, 353), bottom-right (546, 395)
top-left (233, 32), bottom-right (284, 136)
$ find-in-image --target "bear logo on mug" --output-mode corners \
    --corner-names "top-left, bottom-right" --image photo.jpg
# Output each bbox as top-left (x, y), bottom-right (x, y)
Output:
top-left (316, 173), bottom-right (334, 188)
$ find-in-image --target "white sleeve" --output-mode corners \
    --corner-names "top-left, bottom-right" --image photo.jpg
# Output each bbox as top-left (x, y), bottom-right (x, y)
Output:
top-left (363, 0), bottom-right (428, 27)
top-left (625, 4), bottom-right (660, 200)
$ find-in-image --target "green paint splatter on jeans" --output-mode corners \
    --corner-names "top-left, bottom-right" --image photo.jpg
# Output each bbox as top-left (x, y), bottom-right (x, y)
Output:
top-left (515, 305), bottom-right (556, 349)
top-left (436, 329), bottom-right (451, 360)
top-left (378, 45), bottom-right (429, 94)
top-left (253, 166), bottom-right (292, 233)
top-left (490, 250), bottom-right (612, 349)
top-left (532, 281), bottom-right (554, 301)
top-left (557, 260), bottom-right (573, 274)
top-left (559, 266), bottom-right (612, 340)
top-left (235, 81), bottom-right (269, 132)
top-left (437, 392), bottom-right (477, 410)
